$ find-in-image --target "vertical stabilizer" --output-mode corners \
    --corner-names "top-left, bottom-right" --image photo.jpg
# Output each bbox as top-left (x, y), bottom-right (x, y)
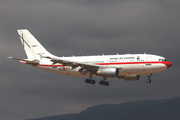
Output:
top-left (17, 29), bottom-right (52, 59)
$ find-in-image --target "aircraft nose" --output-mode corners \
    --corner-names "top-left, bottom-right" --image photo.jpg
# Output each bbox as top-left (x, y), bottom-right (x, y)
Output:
top-left (165, 61), bottom-right (172, 69)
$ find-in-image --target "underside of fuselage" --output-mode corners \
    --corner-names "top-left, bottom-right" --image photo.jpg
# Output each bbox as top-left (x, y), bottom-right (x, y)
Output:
top-left (35, 62), bottom-right (167, 77)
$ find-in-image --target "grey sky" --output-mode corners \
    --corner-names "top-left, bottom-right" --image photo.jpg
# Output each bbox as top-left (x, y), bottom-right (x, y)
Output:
top-left (0, 0), bottom-right (179, 120)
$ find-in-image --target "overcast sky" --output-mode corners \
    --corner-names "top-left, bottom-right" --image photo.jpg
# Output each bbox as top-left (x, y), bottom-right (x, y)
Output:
top-left (1, 0), bottom-right (180, 120)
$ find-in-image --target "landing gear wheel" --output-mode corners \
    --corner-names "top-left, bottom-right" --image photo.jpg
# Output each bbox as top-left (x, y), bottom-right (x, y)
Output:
top-left (99, 81), bottom-right (109, 86)
top-left (104, 82), bottom-right (109, 86)
top-left (85, 79), bottom-right (91, 83)
top-left (91, 80), bottom-right (96, 84)
top-left (146, 79), bottom-right (151, 83)
top-left (99, 81), bottom-right (104, 85)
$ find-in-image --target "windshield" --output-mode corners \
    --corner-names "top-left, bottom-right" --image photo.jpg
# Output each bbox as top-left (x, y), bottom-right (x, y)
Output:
top-left (159, 59), bottom-right (168, 61)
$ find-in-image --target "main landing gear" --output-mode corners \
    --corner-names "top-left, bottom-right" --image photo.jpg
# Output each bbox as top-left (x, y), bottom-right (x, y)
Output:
top-left (85, 78), bottom-right (109, 86)
top-left (85, 71), bottom-right (109, 86)
top-left (146, 74), bottom-right (152, 83)
top-left (85, 79), bottom-right (96, 84)
top-left (99, 78), bottom-right (109, 86)
top-left (85, 71), bottom-right (96, 85)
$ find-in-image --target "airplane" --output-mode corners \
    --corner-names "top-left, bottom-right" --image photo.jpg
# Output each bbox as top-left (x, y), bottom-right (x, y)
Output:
top-left (8, 29), bottom-right (172, 86)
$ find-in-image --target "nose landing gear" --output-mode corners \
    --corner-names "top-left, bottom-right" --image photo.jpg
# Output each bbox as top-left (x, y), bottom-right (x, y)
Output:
top-left (146, 79), bottom-right (151, 83)
top-left (146, 74), bottom-right (152, 83)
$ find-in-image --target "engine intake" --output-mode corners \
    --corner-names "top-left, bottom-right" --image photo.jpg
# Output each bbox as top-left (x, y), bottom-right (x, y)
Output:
top-left (96, 68), bottom-right (119, 78)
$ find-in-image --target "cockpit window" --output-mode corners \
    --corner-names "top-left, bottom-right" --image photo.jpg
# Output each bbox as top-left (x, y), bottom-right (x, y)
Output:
top-left (159, 59), bottom-right (168, 61)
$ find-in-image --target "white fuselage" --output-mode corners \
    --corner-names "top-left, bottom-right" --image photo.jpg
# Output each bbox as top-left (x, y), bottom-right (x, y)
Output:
top-left (33, 54), bottom-right (170, 77)
top-left (9, 29), bottom-right (173, 85)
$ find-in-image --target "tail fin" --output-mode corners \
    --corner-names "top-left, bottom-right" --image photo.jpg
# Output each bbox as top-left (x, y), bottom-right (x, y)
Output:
top-left (17, 29), bottom-right (52, 59)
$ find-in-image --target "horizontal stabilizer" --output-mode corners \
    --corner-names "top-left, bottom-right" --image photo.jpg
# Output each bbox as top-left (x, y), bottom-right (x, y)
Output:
top-left (7, 57), bottom-right (39, 64)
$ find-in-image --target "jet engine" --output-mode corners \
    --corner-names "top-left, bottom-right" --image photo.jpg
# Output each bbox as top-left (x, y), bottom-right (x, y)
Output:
top-left (96, 68), bottom-right (119, 78)
top-left (118, 75), bottom-right (140, 81)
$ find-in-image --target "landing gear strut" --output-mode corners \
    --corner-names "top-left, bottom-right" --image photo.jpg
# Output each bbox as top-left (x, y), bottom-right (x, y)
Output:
top-left (146, 74), bottom-right (152, 83)
top-left (99, 78), bottom-right (109, 86)
top-left (85, 71), bottom-right (96, 85)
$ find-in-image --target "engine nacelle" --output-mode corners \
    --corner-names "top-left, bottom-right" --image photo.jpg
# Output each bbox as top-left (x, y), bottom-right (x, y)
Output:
top-left (118, 75), bottom-right (140, 81)
top-left (96, 68), bottom-right (119, 78)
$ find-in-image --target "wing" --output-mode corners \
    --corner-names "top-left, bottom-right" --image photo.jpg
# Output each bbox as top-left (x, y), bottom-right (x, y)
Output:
top-left (45, 56), bottom-right (100, 71)
top-left (45, 56), bottom-right (102, 76)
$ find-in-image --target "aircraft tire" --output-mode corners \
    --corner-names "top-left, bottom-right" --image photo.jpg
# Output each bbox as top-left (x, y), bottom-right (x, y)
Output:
top-left (146, 79), bottom-right (151, 83)
top-left (99, 81), bottom-right (104, 85)
top-left (104, 82), bottom-right (109, 86)
top-left (85, 79), bottom-right (91, 83)
top-left (91, 80), bottom-right (96, 84)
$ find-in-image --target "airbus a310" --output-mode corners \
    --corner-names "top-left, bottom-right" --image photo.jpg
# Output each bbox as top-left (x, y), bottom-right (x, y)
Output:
top-left (8, 29), bottom-right (172, 86)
